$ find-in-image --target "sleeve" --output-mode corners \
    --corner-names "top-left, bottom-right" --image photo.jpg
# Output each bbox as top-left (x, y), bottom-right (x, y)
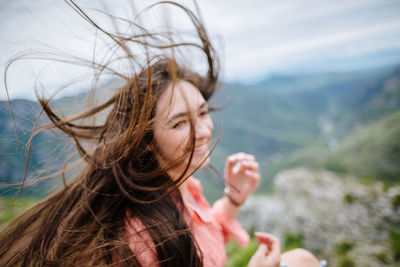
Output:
top-left (211, 198), bottom-right (250, 247)
top-left (125, 215), bottom-right (160, 267)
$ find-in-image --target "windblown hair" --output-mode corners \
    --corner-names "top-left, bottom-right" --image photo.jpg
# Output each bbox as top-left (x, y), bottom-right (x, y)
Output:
top-left (0, 1), bottom-right (219, 266)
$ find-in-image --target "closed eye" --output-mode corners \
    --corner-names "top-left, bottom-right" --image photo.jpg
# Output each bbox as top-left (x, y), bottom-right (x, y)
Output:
top-left (200, 110), bottom-right (209, 116)
top-left (172, 120), bottom-right (187, 129)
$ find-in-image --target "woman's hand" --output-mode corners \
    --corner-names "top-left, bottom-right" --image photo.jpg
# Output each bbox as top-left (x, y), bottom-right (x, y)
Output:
top-left (248, 232), bottom-right (281, 267)
top-left (224, 152), bottom-right (260, 205)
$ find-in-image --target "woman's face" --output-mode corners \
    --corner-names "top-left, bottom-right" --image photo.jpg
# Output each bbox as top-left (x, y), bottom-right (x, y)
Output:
top-left (153, 80), bottom-right (213, 176)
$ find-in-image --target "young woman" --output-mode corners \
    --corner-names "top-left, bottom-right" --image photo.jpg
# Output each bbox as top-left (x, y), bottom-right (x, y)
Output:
top-left (0, 1), bottom-right (321, 266)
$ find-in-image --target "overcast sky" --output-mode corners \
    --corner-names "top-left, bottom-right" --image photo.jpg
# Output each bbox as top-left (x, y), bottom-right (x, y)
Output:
top-left (1, 0), bottom-right (400, 100)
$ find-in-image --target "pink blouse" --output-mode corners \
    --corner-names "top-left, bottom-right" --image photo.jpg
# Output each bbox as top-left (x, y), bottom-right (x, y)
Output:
top-left (125, 177), bottom-right (250, 266)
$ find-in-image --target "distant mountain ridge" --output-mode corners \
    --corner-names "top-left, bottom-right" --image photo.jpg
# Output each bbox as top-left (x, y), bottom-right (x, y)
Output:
top-left (1, 65), bottom-right (400, 197)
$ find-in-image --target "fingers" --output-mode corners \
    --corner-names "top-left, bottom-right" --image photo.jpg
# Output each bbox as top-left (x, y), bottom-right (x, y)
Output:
top-left (228, 152), bottom-right (255, 162)
top-left (248, 243), bottom-right (269, 267)
top-left (249, 233), bottom-right (281, 267)
top-left (255, 243), bottom-right (269, 257)
top-left (225, 152), bottom-right (258, 175)
top-left (255, 232), bottom-right (281, 259)
top-left (255, 232), bottom-right (279, 247)
top-left (224, 156), bottom-right (235, 177)
top-left (244, 169), bottom-right (260, 186)
top-left (243, 160), bottom-right (259, 172)
top-left (224, 153), bottom-right (260, 196)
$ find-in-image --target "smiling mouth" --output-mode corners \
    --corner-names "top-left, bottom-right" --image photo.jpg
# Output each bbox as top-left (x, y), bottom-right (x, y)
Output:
top-left (193, 144), bottom-right (209, 154)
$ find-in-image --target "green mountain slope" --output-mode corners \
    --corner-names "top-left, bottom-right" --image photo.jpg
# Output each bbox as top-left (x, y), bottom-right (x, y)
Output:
top-left (327, 110), bottom-right (400, 182)
top-left (0, 100), bottom-right (72, 196)
top-left (268, 110), bottom-right (400, 186)
top-left (1, 65), bottom-right (400, 198)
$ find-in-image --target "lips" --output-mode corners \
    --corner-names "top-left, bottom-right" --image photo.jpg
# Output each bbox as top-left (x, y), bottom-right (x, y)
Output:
top-left (193, 144), bottom-right (209, 155)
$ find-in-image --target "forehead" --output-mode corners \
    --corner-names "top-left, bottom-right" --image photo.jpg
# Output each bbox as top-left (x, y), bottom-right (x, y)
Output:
top-left (156, 80), bottom-right (205, 119)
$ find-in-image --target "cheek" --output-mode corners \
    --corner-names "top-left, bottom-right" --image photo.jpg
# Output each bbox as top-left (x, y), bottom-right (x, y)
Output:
top-left (154, 128), bottom-right (171, 157)
top-left (156, 128), bottom-right (190, 156)
top-left (172, 131), bottom-right (190, 150)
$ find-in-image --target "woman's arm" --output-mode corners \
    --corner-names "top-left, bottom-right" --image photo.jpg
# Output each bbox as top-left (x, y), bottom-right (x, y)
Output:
top-left (209, 152), bottom-right (260, 246)
top-left (219, 195), bottom-right (241, 218)
top-left (222, 152), bottom-right (260, 218)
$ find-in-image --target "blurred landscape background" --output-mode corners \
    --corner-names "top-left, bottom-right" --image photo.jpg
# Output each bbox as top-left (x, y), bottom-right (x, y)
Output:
top-left (1, 65), bottom-right (400, 266)
top-left (1, 0), bottom-right (400, 266)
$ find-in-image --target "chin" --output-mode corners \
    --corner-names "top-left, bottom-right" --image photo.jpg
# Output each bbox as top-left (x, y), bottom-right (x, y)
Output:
top-left (192, 155), bottom-right (210, 170)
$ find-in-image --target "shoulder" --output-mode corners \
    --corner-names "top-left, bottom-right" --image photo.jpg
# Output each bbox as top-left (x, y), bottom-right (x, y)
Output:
top-left (124, 212), bottom-right (159, 266)
top-left (125, 212), bottom-right (152, 246)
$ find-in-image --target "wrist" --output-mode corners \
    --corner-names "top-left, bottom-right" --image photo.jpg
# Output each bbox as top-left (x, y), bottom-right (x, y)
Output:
top-left (222, 194), bottom-right (241, 218)
top-left (224, 187), bottom-right (246, 206)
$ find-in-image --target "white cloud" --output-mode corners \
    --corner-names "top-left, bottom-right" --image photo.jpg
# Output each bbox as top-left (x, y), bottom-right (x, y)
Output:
top-left (1, 0), bottom-right (400, 99)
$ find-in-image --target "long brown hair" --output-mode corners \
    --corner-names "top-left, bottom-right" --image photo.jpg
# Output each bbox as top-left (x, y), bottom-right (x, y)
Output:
top-left (0, 1), bottom-right (219, 266)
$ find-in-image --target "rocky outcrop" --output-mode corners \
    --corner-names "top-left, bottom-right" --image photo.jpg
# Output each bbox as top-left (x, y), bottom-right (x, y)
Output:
top-left (238, 168), bottom-right (400, 267)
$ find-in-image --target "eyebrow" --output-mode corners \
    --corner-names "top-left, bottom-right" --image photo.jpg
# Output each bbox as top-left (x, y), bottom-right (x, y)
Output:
top-left (167, 102), bottom-right (207, 124)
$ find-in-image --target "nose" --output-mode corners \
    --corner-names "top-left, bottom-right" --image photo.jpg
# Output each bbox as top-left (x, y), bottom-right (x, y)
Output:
top-left (195, 119), bottom-right (212, 140)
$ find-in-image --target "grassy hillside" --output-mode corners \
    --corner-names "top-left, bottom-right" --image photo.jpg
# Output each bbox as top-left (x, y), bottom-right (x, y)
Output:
top-left (265, 110), bottom-right (400, 187)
